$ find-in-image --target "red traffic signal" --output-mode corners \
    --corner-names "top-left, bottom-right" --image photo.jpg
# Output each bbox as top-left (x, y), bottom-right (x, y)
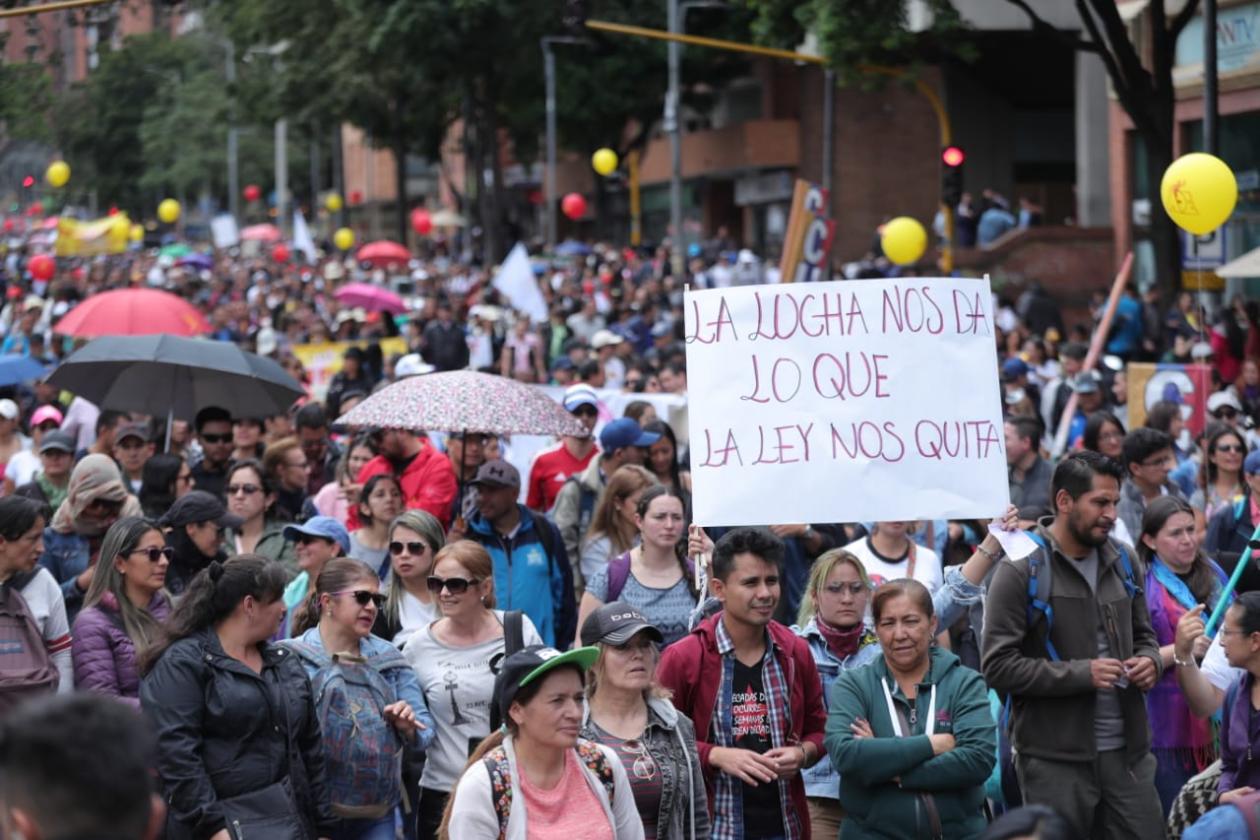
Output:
top-left (942, 146), bottom-right (965, 168)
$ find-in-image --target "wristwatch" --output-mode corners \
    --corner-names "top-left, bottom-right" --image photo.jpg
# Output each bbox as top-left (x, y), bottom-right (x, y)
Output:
top-left (1172, 652), bottom-right (1194, 668)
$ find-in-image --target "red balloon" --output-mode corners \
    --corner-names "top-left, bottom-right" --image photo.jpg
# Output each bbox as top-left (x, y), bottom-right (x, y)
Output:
top-left (271, 244), bottom-right (290, 263)
top-left (107, 206), bottom-right (119, 216)
top-left (2, 220), bottom-right (14, 233)
top-left (243, 184), bottom-right (261, 202)
top-left (349, 190), bottom-right (363, 205)
top-left (561, 192), bottom-right (587, 221)
top-left (29, 254), bottom-right (54, 281)
top-left (411, 208), bottom-right (432, 235)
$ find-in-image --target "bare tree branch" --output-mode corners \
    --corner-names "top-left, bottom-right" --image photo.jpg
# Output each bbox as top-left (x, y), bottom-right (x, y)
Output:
top-left (1081, 0), bottom-right (1153, 104)
top-left (1004, 0), bottom-right (1100, 52)
top-left (1170, 0), bottom-right (1203, 39)
top-left (1073, 0), bottom-right (1134, 103)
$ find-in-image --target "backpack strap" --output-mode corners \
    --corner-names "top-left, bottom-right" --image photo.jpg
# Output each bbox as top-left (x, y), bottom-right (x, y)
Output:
top-left (1023, 530), bottom-right (1061, 662)
top-left (606, 552), bottom-right (633, 602)
top-left (482, 746), bottom-right (513, 840)
top-left (575, 740), bottom-right (617, 805)
top-left (1116, 543), bottom-right (1141, 599)
top-left (503, 610), bottom-right (524, 658)
top-left (282, 640), bottom-right (333, 669)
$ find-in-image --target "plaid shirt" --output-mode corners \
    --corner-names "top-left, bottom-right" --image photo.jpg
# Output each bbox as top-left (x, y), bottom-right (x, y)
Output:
top-left (711, 617), bottom-right (802, 840)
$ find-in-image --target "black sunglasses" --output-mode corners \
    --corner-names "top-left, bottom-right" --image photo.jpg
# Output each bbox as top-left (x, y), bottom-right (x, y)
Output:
top-left (334, 589), bottom-right (385, 608)
top-left (426, 576), bottom-right (480, 595)
top-left (296, 534), bottom-right (333, 546)
top-left (1215, 408), bottom-right (1240, 420)
top-left (1216, 443), bottom-right (1246, 454)
top-left (201, 433), bottom-right (232, 444)
top-left (390, 540), bottom-right (427, 556)
top-left (129, 546), bottom-right (175, 563)
top-left (571, 405), bottom-right (598, 418)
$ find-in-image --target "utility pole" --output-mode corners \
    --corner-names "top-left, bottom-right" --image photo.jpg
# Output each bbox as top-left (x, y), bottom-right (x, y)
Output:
top-left (225, 39), bottom-right (240, 221)
top-left (275, 118), bottom-right (288, 235)
top-left (541, 35), bottom-right (585, 250)
top-left (667, 0), bottom-right (682, 277)
top-left (1204, 0), bottom-right (1218, 155)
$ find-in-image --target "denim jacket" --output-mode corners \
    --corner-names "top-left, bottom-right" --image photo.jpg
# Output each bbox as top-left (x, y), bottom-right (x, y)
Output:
top-left (39, 527), bottom-right (91, 623)
top-left (792, 618), bottom-right (881, 799)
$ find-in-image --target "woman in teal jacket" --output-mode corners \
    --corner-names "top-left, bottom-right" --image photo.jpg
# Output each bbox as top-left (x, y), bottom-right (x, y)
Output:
top-left (824, 578), bottom-right (995, 840)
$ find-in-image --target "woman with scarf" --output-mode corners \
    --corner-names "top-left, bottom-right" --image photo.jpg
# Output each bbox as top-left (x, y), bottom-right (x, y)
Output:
top-left (39, 454), bottom-right (142, 623)
top-left (1138, 495), bottom-right (1231, 815)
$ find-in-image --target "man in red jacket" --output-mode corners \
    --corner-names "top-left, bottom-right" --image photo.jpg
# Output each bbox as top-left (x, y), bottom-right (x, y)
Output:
top-left (657, 527), bottom-right (827, 840)
top-left (352, 428), bottom-right (457, 529)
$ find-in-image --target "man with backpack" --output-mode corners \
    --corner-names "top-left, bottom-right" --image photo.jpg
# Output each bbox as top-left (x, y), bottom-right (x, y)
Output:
top-left (466, 460), bottom-right (576, 649)
top-left (982, 450), bottom-right (1165, 838)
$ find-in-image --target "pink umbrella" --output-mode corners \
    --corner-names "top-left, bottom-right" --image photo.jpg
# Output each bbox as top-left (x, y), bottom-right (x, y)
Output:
top-left (333, 282), bottom-right (406, 314)
top-left (241, 223), bottom-right (282, 243)
top-left (336, 370), bottom-right (589, 438)
top-left (356, 240), bottom-right (411, 266)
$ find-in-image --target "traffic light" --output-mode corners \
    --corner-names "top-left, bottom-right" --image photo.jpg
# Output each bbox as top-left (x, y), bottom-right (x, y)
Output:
top-left (941, 145), bottom-right (965, 208)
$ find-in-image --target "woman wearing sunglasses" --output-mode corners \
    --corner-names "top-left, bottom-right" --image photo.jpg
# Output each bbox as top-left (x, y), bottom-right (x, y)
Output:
top-left (221, 459), bottom-right (298, 574)
top-left (72, 516), bottom-right (173, 706)
top-left (40, 453), bottom-right (142, 623)
top-left (404, 540), bottom-right (542, 840)
top-left (285, 557), bottom-right (435, 840)
top-left (580, 603), bottom-right (708, 840)
top-left (374, 510), bottom-right (446, 648)
top-left (1192, 425), bottom-right (1248, 535)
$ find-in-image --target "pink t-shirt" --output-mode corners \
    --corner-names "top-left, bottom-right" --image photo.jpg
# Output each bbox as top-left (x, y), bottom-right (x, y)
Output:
top-left (519, 748), bottom-right (614, 840)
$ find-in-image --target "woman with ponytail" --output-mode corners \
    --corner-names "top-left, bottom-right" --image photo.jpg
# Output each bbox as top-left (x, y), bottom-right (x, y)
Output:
top-left (140, 555), bottom-right (336, 840)
top-left (71, 517), bottom-right (172, 706)
top-left (283, 557), bottom-right (434, 840)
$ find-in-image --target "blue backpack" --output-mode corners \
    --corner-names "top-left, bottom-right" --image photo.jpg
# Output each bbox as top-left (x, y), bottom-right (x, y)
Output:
top-left (285, 641), bottom-right (407, 819)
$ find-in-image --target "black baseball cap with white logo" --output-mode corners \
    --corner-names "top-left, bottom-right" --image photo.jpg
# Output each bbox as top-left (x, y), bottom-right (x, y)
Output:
top-left (580, 602), bottom-right (665, 647)
top-left (469, 459), bottom-right (520, 489)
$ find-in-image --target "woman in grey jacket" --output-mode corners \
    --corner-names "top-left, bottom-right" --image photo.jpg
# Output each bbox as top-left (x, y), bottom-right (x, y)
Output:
top-left (580, 602), bottom-right (709, 840)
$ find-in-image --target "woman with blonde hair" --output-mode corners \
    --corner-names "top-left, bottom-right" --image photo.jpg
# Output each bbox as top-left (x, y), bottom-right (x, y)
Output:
top-left (72, 516), bottom-right (173, 706)
top-left (404, 540), bottom-right (542, 840)
top-left (580, 602), bottom-right (708, 840)
top-left (373, 509), bottom-right (446, 647)
top-left (579, 464), bottom-right (658, 584)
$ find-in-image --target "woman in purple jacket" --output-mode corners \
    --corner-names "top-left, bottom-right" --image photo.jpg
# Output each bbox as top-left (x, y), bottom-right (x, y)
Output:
top-left (1217, 591), bottom-right (1260, 806)
top-left (71, 516), bottom-right (172, 706)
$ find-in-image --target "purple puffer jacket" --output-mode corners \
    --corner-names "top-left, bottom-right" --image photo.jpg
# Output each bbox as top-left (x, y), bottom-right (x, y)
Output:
top-left (71, 590), bottom-right (172, 707)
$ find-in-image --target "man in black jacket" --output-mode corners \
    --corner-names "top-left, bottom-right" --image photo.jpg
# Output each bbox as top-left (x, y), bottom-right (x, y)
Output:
top-left (420, 300), bottom-right (469, 372)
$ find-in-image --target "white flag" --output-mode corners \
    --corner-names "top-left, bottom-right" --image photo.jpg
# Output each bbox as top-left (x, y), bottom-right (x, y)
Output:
top-left (292, 210), bottom-right (318, 263)
top-left (492, 243), bottom-right (547, 323)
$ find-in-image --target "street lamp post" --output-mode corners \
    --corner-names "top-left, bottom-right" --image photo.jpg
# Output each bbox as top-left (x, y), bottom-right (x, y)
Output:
top-left (542, 35), bottom-right (586, 250)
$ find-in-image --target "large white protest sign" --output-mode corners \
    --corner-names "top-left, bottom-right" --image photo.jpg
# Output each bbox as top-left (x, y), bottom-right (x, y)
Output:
top-left (685, 276), bottom-right (1008, 526)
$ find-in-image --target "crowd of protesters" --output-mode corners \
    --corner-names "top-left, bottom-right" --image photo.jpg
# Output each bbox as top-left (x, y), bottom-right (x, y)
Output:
top-left (1, 230), bottom-right (1260, 840)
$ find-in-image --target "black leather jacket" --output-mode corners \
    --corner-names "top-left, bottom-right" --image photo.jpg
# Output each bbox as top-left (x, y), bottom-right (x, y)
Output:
top-left (140, 629), bottom-right (336, 840)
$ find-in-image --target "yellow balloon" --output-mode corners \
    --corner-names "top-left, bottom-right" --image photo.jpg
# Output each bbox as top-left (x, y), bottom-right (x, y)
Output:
top-left (129, 224), bottom-right (144, 243)
top-left (157, 198), bottom-right (181, 224)
top-left (111, 215), bottom-right (130, 240)
top-left (45, 161), bottom-right (70, 188)
top-left (333, 227), bottom-right (355, 251)
top-left (1160, 152), bottom-right (1237, 235)
top-left (591, 148), bottom-right (618, 177)
top-left (325, 193), bottom-right (344, 212)
top-left (880, 216), bottom-right (928, 266)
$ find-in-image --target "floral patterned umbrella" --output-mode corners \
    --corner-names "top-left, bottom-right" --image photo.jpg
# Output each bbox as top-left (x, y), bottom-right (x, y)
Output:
top-left (336, 370), bottom-right (589, 437)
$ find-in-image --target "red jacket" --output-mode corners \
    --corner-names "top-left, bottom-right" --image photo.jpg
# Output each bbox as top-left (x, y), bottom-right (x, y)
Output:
top-left (656, 612), bottom-right (827, 839)
top-left (350, 440), bottom-right (457, 529)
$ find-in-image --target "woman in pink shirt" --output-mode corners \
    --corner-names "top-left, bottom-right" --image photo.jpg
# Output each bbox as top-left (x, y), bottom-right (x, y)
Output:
top-left (441, 645), bottom-right (644, 840)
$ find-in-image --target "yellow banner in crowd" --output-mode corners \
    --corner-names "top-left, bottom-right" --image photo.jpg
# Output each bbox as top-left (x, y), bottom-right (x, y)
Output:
top-left (291, 337), bottom-right (408, 401)
top-left (55, 214), bottom-right (132, 257)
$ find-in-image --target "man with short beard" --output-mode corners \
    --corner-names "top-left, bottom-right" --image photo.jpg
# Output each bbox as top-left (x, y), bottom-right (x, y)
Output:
top-left (983, 450), bottom-right (1165, 838)
top-left (351, 427), bottom-right (456, 529)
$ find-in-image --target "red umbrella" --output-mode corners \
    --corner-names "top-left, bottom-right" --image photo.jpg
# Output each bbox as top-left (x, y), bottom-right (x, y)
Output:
top-left (241, 223), bottom-right (282, 243)
top-left (356, 240), bottom-right (411, 266)
top-left (53, 288), bottom-right (212, 338)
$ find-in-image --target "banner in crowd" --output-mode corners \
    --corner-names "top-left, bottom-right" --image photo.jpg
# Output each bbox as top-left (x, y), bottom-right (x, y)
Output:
top-left (292, 337), bottom-right (408, 401)
top-left (777, 180), bottom-right (834, 284)
top-left (684, 277), bottom-right (1007, 526)
top-left (55, 214), bottom-right (131, 257)
top-left (1126, 362), bottom-right (1211, 434)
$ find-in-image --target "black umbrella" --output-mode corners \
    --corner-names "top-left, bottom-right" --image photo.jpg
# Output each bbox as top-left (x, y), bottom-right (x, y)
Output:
top-left (48, 335), bottom-right (304, 442)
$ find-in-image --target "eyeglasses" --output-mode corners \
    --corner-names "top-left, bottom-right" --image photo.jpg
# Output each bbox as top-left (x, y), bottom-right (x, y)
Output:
top-left (621, 739), bottom-right (658, 780)
top-left (1214, 409), bottom-right (1240, 420)
top-left (1215, 444), bottom-right (1245, 454)
top-left (129, 546), bottom-right (174, 563)
top-left (296, 534), bottom-right (332, 546)
top-left (571, 405), bottom-right (598, 418)
top-left (426, 575), bottom-right (480, 595)
top-left (823, 582), bottom-right (869, 596)
top-left (201, 433), bottom-right (232, 444)
top-left (390, 540), bottom-right (427, 556)
top-left (285, 460), bottom-right (309, 470)
top-left (226, 483), bottom-right (261, 496)
top-left (334, 589), bottom-right (385, 608)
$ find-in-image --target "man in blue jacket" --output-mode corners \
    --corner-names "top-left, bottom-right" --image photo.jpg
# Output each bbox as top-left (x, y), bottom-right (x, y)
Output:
top-left (465, 459), bottom-right (576, 648)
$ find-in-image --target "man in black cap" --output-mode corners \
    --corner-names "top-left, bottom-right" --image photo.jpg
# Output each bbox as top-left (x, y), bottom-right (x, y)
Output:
top-left (16, 430), bottom-right (75, 517)
top-left (158, 490), bottom-right (242, 595)
top-left (464, 459), bottom-right (575, 648)
top-left (114, 422), bottom-right (154, 494)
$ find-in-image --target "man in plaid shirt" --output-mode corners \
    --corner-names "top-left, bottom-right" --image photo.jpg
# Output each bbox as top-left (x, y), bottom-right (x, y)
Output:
top-left (658, 527), bottom-right (828, 840)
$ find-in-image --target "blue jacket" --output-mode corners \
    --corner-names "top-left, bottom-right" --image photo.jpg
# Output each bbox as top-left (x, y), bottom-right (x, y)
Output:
top-left (1106, 294), bottom-right (1144, 355)
top-left (285, 628), bottom-right (435, 751)
top-left (39, 527), bottom-right (91, 622)
top-left (467, 505), bottom-right (576, 648)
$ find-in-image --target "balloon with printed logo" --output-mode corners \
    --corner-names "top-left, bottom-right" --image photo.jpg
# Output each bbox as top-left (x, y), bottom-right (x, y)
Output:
top-left (243, 184), bottom-right (261, 202)
top-left (157, 199), bottom-right (181, 224)
top-left (880, 216), bottom-right (928, 266)
top-left (333, 227), bottom-right (355, 251)
top-left (29, 254), bottom-right (54, 281)
top-left (561, 192), bottom-right (587, 221)
top-left (325, 193), bottom-right (343, 212)
top-left (1160, 152), bottom-right (1238, 235)
top-left (45, 161), bottom-right (70, 188)
top-left (591, 148), bottom-right (618, 177)
top-left (411, 208), bottom-right (432, 236)
top-left (272, 243), bottom-right (290, 263)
